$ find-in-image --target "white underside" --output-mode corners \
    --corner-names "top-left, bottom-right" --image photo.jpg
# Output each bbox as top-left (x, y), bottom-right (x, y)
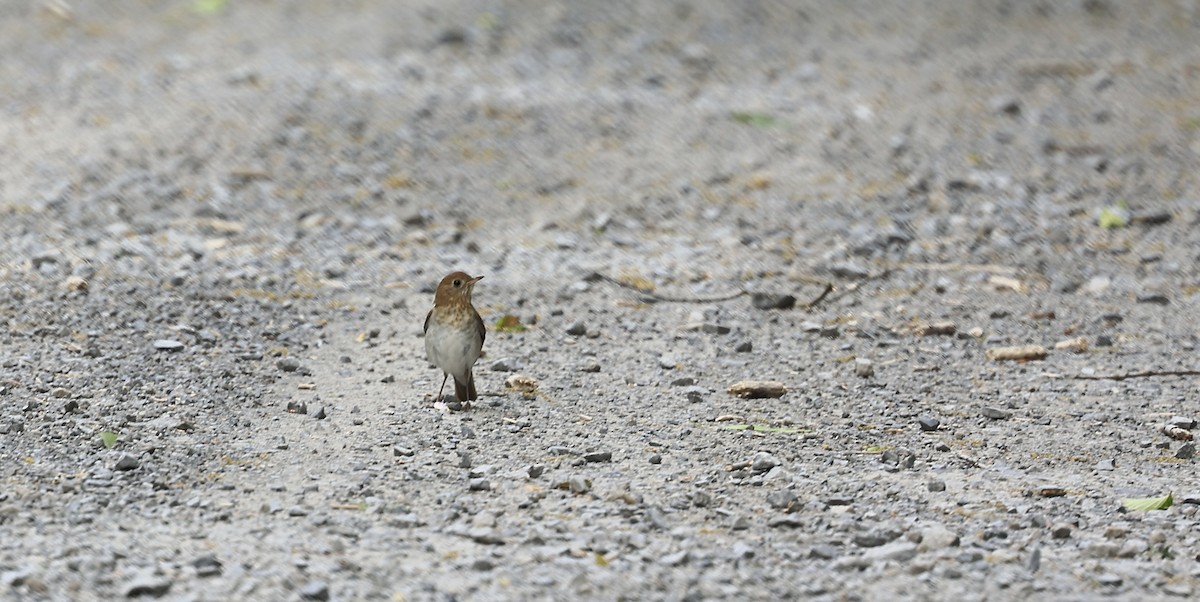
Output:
top-left (424, 325), bottom-right (482, 382)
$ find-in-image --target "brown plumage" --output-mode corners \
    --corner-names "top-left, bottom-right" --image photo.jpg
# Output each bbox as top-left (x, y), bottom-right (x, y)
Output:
top-left (423, 272), bottom-right (485, 402)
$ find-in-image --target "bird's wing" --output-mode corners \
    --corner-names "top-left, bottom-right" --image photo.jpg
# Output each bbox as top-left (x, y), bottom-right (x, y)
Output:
top-left (423, 308), bottom-right (432, 334)
top-left (475, 310), bottom-right (486, 346)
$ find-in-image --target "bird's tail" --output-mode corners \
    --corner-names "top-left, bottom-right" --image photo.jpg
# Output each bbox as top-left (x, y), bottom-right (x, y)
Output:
top-left (455, 371), bottom-right (477, 401)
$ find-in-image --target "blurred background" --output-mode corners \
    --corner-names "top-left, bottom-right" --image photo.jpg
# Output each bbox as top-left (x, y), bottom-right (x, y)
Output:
top-left (2, 0), bottom-right (1199, 296)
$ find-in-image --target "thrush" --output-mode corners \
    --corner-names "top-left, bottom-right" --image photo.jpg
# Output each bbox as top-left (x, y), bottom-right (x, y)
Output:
top-left (423, 271), bottom-right (485, 403)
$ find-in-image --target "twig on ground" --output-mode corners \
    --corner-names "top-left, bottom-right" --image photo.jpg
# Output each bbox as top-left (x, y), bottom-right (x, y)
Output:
top-left (1069, 369), bottom-right (1200, 381)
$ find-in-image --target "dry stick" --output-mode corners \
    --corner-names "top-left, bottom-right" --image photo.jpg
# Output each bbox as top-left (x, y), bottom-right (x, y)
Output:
top-left (593, 272), bottom-right (836, 307)
top-left (1070, 369), bottom-right (1200, 381)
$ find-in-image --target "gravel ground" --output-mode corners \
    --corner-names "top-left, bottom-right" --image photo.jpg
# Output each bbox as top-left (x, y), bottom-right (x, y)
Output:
top-left (3, 1), bottom-right (1200, 600)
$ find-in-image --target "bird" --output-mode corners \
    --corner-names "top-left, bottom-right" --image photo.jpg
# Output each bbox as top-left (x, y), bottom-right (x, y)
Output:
top-left (423, 271), bottom-right (486, 403)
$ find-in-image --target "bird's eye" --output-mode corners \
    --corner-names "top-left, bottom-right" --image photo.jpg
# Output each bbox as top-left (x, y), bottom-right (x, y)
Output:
top-left (452, 279), bottom-right (462, 287)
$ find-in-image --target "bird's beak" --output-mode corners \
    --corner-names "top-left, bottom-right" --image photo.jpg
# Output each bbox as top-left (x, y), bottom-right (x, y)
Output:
top-left (468, 275), bottom-right (484, 285)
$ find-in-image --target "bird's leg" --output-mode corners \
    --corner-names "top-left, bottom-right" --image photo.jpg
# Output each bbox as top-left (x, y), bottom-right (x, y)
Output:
top-left (436, 373), bottom-right (449, 402)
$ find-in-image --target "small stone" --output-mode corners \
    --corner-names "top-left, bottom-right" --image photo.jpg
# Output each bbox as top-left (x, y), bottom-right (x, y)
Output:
top-left (1097, 574), bottom-right (1123, 587)
top-left (393, 446), bottom-right (415, 457)
top-left (313, 407), bottom-right (326, 420)
top-left (1028, 547), bottom-right (1041, 573)
top-left (489, 358), bottom-right (518, 372)
top-left (927, 480), bottom-right (946, 492)
top-left (115, 454), bottom-right (139, 471)
top-left (766, 490), bottom-right (799, 512)
top-left (527, 464), bottom-right (545, 478)
top-left (648, 453), bottom-right (662, 464)
top-left (683, 387), bottom-right (705, 403)
top-left (918, 321), bottom-right (957, 336)
top-left (1175, 443), bottom-right (1195, 460)
top-left (810, 544), bottom-right (840, 559)
top-left (853, 358), bottom-right (874, 378)
top-left (1095, 335), bottom-right (1114, 347)
top-left (567, 476), bottom-right (591, 494)
top-left (734, 340), bottom-right (752, 353)
top-left (153, 339), bottom-right (184, 352)
top-left (288, 505), bottom-right (311, 517)
top-left (981, 406), bottom-right (1012, 420)
top-left (1136, 293), bottom-right (1169, 305)
top-left (123, 571), bottom-right (172, 598)
top-left (579, 363), bottom-right (601, 373)
top-left (917, 525), bottom-right (960, 552)
top-left (1094, 458), bottom-right (1116, 471)
top-left (299, 580), bottom-right (330, 601)
top-left (1104, 526), bottom-right (1128, 539)
top-left (881, 449), bottom-right (916, 469)
top-left (751, 293), bottom-right (796, 310)
top-left (728, 380), bottom-right (787, 399)
top-left (1051, 522), bottom-right (1072, 539)
top-left (584, 451), bottom-right (612, 463)
top-left (659, 550), bottom-right (689, 567)
top-left (671, 376), bottom-right (696, 387)
top-left (471, 558), bottom-right (495, 571)
top-left (658, 355), bottom-right (678, 370)
top-left (988, 95), bottom-right (1021, 116)
top-left (1168, 416), bottom-right (1198, 429)
top-left (918, 416), bottom-right (940, 431)
top-left (276, 357), bottom-right (301, 372)
top-left (192, 554), bottom-right (222, 578)
top-left (565, 322), bottom-right (587, 336)
top-left (751, 452), bottom-right (780, 473)
top-left (468, 478), bottom-right (491, 491)
top-left (863, 541), bottom-right (918, 563)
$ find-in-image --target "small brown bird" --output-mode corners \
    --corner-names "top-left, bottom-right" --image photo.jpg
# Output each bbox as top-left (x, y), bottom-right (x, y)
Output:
top-left (423, 271), bottom-right (486, 403)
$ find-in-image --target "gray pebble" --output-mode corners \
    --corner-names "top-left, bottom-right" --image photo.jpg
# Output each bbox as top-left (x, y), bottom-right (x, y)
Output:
top-left (1051, 522), bottom-right (1072, 539)
top-left (468, 478), bottom-right (491, 491)
top-left (734, 340), bottom-right (752, 353)
top-left (1168, 416), bottom-right (1197, 429)
top-left (153, 339), bottom-right (184, 352)
top-left (671, 377), bottom-right (696, 387)
top-left (299, 580), bottom-right (330, 601)
top-left (751, 452), bottom-right (780, 473)
top-left (659, 550), bottom-right (688, 566)
top-left (658, 354), bottom-right (678, 370)
top-left (862, 541), bottom-right (918, 563)
top-left (1097, 574), bottom-right (1123, 587)
top-left (649, 453), bottom-right (662, 464)
top-left (567, 476), bottom-right (591, 494)
top-left (1094, 458), bottom-right (1116, 471)
top-left (1176, 443), bottom-right (1195, 460)
top-left (584, 451), bottom-right (612, 463)
top-left (192, 554), bottom-right (222, 578)
top-left (981, 406), bottom-right (1012, 420)
top-left (766, 490), bottom-right (799, 512)
top-left (751, 293), bottom-right (796, 310)
top-left (123, 571), bottom-right (172, 598)
top-left (579, 362), bottom-right (601, 373)
top-left (527, 464), bottom-right (545, 478)
top-left (114, 454), bottom-right (140, 471)
top-left (489, 358), bottom-right (518, 372)
top-left (927, 480), bottom-right (946, 492)
top-left (918, 415), bottom-right (940, 431)
top-left (1136, 293), bottom-right (1169, 305)
top-left (810, 544), bottom-right (840, 559)
top-left (276, 357), bottom-right (301, 372)
top-left (565, 322), bottom-right (587, 336)
top-left (853, 358), bottom-right (874, 378)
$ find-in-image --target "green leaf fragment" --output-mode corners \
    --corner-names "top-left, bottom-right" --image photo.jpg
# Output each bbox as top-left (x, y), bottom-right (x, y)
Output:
top-left (731, 112), bottom-right (776, 127)
top-left (194, 0), bottom-right (228, 14)
top-left (493, 314), bottom-right (527, 333)
top-left (1121, 492), bottom-right (1173, 511)
top-left (100, 431), bottom-right (117, 449)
